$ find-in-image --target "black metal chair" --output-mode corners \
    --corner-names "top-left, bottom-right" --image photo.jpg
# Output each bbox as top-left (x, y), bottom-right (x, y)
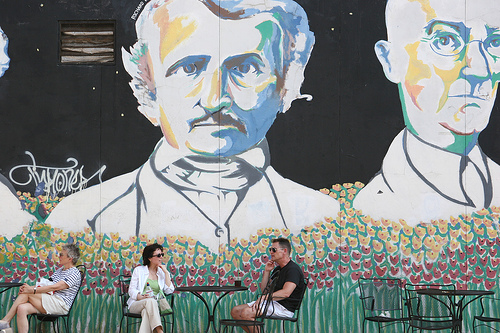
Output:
top-left (30, 264), bottom-right (86, 333)
top-left (473, 296), bottom-right (500, 333)
top-left (118, 274), bottom-right (175, 333)
top-left (404, 283), bottom-right (459, 332)
top-left (218, 278), bottom-right (279, 333)
top-left (262, 277), bottom-right (308, 333)
top-left (358, 278), bottom-right (408, 333)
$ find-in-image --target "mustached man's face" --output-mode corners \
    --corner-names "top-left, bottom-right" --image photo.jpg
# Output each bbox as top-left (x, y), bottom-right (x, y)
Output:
top-left (377, 0), bottom-right (500, 152)
top-left (0, 28), bottom-right (9, 77)
top-left (147, 0), bottom-right (284, 157)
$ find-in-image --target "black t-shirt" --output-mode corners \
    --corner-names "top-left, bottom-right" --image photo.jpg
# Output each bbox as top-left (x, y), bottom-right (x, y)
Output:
top-left (270, 260), bottom-right (305, 312)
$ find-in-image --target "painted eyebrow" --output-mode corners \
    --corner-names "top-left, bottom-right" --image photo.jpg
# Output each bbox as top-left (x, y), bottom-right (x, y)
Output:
top-left (223, 53), bottom-right (264, 70)
top-left (486, 25), bottom-right (500, 35)
top-left (165, 55), bottom-right (211, 77)
top-left (424, 20), bottom-right (467, 35)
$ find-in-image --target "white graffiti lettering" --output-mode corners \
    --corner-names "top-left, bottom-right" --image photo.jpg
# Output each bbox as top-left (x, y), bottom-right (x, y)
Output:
top-left (9, 151), bottom-right (106, 197)
top-left (131, 1), bottom-right (145, 20)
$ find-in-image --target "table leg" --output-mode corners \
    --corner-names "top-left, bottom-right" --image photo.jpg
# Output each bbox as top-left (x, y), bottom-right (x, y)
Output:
top-left (212, 292), bottom-right (232, 332)
top-left (189, 291), bottom-right (232, 333)
top-left (454, 295), bottom-right (482, 333)
top-left (190, 291), bottom-right (213, 333)
top-left (427, 294), bottom-right (461, 333)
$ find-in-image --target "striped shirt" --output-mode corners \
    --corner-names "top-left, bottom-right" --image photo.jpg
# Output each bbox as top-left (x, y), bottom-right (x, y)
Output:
top-left (51, 267), bottom-right (81, 307)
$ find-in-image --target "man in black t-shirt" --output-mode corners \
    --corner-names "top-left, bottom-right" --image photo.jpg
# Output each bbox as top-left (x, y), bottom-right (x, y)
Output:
top-left (230, 237), bottom-right (305, 333)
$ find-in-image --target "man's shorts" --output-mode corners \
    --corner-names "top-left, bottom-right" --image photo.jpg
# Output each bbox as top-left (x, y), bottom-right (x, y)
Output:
top-left (247, 300), bottom-right (294, 318)
top-left (41, 294), bottom-right (70, 315)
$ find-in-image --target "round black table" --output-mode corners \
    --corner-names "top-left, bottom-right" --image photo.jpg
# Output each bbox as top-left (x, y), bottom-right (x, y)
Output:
top-left (416, 289), bottom-right (494, 332)
top-left (0, 282), bottom-right (23, 294)
top-left (176, 285), bottom-right (248, 333)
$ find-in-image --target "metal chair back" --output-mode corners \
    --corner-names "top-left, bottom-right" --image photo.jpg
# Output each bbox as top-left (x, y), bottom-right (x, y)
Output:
top-left (404, 283), bottom-right (457, 331)
top-left (31, 264), bottom-right (86, 333)
top-left (262, 277), bottom-right (308, 333)
top-left (473, 296), bottom-right (500, 333)
top-left (219, 277), bottom-right (279, 333)
top-left (118, 274), bottom-right (175, 333)
top-left (358, 278), bottom-right (407, 333)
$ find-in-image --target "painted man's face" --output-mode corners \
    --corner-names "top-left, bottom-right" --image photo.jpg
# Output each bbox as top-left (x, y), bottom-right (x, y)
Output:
top-left (147, 0), bottom-right (283, 157)
top-left (0, 28), bottom-right (9, 77)
top-left (378, 0), bottom-right (500, 151)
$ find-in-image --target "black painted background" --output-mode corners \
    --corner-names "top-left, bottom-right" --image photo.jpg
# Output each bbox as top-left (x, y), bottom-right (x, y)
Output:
top-left (0, 0), bottom-right (498, 193)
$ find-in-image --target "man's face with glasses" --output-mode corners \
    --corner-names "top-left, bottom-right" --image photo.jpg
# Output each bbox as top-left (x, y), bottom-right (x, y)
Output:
top-left (268, 247), bottom-right (283, 253)
top-left (268, 243), bottom-right (286, 260)
top-left (378, 0), bottom-right (500, 151)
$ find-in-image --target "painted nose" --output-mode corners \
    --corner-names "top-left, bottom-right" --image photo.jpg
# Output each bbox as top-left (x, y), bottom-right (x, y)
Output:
top-left (461, 41), bottom-right (491, 80)
top-left (199, 69), bottom-right (232, 113)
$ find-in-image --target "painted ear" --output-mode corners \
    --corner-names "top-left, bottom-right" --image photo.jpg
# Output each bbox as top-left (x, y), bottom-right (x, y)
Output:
top-left (121, 46), bottom-right (160, 125)
top-left (374, 40), bottom-right (400, 84)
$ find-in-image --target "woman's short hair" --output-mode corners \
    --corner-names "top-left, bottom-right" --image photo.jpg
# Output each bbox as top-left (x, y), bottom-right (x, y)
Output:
top-left (142, 243), bottom-right (164, 266)
top-left (62, 243), bottom-right (81, 265)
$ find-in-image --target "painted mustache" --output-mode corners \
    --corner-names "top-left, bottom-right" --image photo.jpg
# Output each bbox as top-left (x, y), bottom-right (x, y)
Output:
top-left (189, 109), bottom-right (247, 135)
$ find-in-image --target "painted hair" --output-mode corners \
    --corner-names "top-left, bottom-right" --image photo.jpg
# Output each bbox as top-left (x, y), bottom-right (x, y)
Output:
top-left (0, 27), bottom-right (10, 77)
top-left (122, 0), bottom-right (315, 124)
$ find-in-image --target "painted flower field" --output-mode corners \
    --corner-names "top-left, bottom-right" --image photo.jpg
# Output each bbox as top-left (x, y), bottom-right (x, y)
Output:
top-left (0, 183), bottom-right (499, 332)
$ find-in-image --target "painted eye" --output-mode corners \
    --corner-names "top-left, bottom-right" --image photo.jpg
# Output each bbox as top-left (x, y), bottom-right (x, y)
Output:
top-left (485, 35), bottom-right (500, 57)
top-left (234, 63), bottom-right (251, 74)
top-left (166, 55), bottom-right (209, 78)
top-left (232, 62), bottom-right (260, 75)
top-left (430, 32), bottom-right (463, 56)
top-left (182, 63), bottom-right (197, 74)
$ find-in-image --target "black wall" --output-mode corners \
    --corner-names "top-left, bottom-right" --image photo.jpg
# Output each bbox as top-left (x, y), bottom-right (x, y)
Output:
top-left (1, 0), bottom-right (499, 193)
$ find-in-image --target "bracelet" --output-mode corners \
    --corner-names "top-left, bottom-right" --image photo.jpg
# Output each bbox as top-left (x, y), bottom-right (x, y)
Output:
top-left (34, 286), bottom-right (37, 294)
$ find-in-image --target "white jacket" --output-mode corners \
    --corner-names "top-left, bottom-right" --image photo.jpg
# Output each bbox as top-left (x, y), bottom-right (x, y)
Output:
top-left (127, 265), bottom-right (175, 309)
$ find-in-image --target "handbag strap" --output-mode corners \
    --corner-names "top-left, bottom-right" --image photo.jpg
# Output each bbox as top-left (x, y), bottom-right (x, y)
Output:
top-left (158, 287), bottom-right (166, 299)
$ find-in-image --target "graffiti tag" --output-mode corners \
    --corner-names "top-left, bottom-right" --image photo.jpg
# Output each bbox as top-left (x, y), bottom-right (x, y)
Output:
top-left (9, 151), bottom-right (106, 197)
top-left (131, 1), bottom-right (145, 20)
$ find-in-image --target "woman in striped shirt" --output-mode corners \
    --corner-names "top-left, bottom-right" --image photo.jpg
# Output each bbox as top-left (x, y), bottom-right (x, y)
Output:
top-left (0, 243), bottom-right (81, 333)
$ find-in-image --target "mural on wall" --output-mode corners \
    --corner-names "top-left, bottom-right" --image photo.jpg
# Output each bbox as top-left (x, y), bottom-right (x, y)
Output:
top-left (0, 0), bottom-right (500, 332)
top-left (354, 0), bottom-right (500, 225)
top-left (0, 26), bottom-right (34, 239)
top-left (45, 0), bottom-right (340, 251)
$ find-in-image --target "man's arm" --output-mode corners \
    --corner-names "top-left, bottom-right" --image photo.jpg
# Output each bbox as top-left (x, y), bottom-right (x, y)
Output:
top-left (260, 261), bottom-right (275, 292)
top-left (272, 281), bottom-right (296, 300)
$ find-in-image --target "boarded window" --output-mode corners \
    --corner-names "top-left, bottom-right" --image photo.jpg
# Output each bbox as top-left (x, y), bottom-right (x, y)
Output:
top-left (59, 21), bottom-right (115, 64)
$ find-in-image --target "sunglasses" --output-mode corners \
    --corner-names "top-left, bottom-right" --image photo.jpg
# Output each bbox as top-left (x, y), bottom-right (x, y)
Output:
top-left (269, 247), bottom-right (282, 253)
top-left (151, 253), bottom-right (164, 258)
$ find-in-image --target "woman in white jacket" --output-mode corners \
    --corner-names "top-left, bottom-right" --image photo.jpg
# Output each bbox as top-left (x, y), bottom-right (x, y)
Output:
top-left (128, 243), bottom-right (175, 333)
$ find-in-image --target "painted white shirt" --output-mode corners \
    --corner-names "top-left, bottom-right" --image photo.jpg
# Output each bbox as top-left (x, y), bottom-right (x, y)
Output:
top-left (0, 179), bottom-right (34, 239)
top-left (354, 129), bottom-right (500, 225)
top-left (46, 139), bottom-right (339, 251)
